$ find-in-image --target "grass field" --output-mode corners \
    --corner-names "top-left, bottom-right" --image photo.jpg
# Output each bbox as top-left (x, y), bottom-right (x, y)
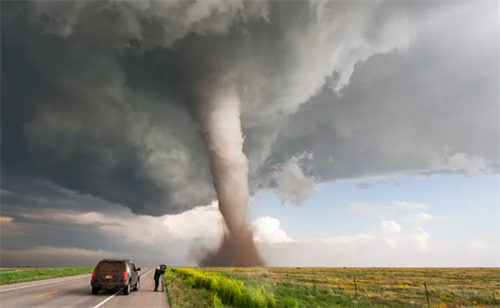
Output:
top-left (165, 269), bottom-right (213, 308)
top-left (166, 267), bottom-right (500, 308)
top-left (0, 267), bottom-right (94, 285)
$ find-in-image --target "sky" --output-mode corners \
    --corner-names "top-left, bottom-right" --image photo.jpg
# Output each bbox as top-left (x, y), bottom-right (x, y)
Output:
top-left (1, 0), bottom-right (498, 267)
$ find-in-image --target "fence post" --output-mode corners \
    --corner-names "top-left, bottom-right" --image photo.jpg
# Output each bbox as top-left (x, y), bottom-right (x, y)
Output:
top-left (424, 283), bottom-right (430, 308)
top-left (354, 276), bottom-right (357, 297)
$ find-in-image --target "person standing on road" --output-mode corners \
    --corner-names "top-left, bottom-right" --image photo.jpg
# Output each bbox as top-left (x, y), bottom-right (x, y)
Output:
top-left (154, 264), bottom-right (166, 292)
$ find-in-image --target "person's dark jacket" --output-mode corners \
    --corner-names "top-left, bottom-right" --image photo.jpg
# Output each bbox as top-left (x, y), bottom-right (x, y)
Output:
top-left (154, 267), bottom-right (160, 281)
top-left (154, 265), bottom-right (166, 281)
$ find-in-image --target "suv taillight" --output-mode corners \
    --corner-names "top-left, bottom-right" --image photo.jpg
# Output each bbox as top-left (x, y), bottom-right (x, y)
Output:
top-left (123, 271), bottom-right (128, 280)
top-left (92, 270), bottom-right (95, 280)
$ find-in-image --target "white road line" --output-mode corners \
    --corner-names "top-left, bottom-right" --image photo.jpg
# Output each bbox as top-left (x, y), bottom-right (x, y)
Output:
top-left (92, 290), bottom-right (121, 308)
top-left (0, 275), bottom-right (90, 293)
top-left (92, 268), bottom-right (155, 308)
top-left (138, 268), bottom-right (154, 280)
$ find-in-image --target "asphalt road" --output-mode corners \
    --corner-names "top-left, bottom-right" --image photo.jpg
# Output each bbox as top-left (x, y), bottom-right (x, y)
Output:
top-left (0, 267), bottom-right (170, 308)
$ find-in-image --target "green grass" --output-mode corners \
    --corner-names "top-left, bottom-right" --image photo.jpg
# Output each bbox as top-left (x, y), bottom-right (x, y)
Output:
top-left (269, 282), bottom-right (414, 308)
top-left (165, 268), bottom-right (218, 308)
top-left (0, 267), bottom-right (93, 285)
top-left (170, 268), bottom-right (276, 308)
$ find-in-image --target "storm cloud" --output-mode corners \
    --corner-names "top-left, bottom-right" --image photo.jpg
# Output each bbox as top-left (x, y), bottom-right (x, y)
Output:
top-left (1, 0), bottom-right (497, 218)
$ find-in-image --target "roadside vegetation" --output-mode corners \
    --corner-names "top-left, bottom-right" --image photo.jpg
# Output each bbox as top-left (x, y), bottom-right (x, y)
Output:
top-left (165, 268), bottom-right (213, 308)
top-left (0, 267), bottom-right (93, 285)
top-left (167, 267), bottom-right (277, 308)
top-left (167, 267), bottom-right (500, 308)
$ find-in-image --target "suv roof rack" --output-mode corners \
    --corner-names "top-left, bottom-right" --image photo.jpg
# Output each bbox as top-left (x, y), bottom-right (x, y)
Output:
top-left (101, 258), bottom-right (131, 262)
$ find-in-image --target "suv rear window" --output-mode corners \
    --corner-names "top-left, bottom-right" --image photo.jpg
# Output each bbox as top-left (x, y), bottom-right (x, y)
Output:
top-left (97, 261), bottom-right (125, 271)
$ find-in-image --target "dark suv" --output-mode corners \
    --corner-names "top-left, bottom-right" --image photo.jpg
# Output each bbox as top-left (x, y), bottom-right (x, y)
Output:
top-left (91, 259), bottom-right (141, 295)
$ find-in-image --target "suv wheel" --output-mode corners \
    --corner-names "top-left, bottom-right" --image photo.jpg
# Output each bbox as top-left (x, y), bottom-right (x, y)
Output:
top-left (133, 279), bottom-right (140, 291)
top-left (92, 287), bottom-right (100, 295)
top-left (123, 283), bottom-right (130, 295)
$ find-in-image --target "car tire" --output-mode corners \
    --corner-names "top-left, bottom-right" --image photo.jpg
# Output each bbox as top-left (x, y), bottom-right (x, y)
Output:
top-left (92, 287), bottom-right (100, 295)
top-left (123, 283), bottom-right (130, 295)
top-left (133, 279), bottom-right (140, 291)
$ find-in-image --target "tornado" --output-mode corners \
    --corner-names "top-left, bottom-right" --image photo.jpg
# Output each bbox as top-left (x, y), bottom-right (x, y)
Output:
top-left (196, 84), bottom-right (264, 267)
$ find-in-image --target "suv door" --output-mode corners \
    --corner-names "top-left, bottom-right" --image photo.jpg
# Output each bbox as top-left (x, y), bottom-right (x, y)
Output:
top-left (130, 262), bottom-right (138, 285)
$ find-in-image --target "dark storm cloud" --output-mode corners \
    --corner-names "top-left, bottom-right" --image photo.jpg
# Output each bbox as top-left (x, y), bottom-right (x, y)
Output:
top-left (1, 1), bottom-right (497, 216)
top-left (0, 242), bottom-right (194, 267)
top-left (0, 180), bottom-right (131, 254)
top-left (0, 220), bottom-right (125, 252)
top-left (270, 27), bottom-right (497, 183)
top-left (1, 176), bottom-right (124, 215)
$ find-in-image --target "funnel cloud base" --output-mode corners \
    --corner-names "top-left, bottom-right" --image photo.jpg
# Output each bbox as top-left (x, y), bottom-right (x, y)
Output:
top-left (199, 228), bottom-right (265, 267)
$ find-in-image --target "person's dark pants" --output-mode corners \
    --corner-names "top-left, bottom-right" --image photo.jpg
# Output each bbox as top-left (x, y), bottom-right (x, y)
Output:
top-left (154, 278), bottom-right (159, 291)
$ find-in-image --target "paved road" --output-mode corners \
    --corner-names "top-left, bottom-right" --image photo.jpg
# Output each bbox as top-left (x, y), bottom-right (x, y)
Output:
top-left (0, 267), bottom-right (170, 308)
